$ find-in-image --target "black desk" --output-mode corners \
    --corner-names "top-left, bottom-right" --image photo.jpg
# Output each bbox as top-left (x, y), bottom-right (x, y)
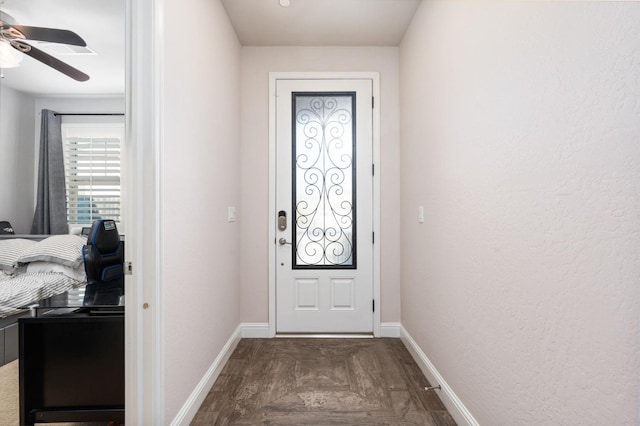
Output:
top-left (19, 286), bottom-right (124, 425)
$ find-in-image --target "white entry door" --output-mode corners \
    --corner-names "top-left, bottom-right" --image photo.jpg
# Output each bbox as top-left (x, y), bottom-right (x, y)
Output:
top-left (275, 78), bottom-right (374, 334)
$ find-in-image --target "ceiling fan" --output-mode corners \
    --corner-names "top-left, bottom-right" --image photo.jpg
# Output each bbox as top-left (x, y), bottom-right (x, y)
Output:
top-left (0, 11), bottom-right (89, 81)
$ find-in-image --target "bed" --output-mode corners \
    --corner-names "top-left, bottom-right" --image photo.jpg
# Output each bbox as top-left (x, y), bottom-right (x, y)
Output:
top-left (0, 270), bottom-right (85, 318)
top-left (0, 234), bottom-right (87, 366)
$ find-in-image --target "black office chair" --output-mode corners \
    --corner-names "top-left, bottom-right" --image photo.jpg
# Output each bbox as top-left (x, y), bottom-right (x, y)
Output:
top-left (83, 219), bottom-right (124, 305)
top-left (0, 221), bottom-right (14, 234)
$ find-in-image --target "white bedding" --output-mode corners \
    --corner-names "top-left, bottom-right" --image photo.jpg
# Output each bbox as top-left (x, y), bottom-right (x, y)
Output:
top-left (0, 271), bottom-right (85, 318)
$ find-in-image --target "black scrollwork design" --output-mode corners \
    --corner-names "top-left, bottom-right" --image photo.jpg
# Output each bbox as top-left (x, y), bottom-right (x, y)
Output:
top-left (293, 94), bottom-right (356, 268)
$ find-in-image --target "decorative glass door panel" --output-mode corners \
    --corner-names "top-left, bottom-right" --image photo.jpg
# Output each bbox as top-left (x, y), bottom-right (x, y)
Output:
top-left (293, 93), bottom-right (356, 269)
top-left (275, 78), bottom-right (373, 334)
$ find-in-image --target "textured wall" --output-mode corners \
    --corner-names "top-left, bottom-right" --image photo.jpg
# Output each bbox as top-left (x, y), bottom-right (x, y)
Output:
top-left (400, 1), bottom-right (640, 424)
top-left (162, 0), bottom-right (241, 421)
top-left (239, 46), bottom-right (401, 324)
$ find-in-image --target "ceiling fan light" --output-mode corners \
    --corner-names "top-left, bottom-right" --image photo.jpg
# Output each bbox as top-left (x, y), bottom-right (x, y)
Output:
top-left (278, 0), bottom-right (291, 7)
top-left (0, 40), bottom-right (23, 68)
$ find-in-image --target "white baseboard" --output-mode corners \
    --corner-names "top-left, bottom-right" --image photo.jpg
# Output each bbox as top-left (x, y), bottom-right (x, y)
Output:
top-left (240, 322), bottom-right (270, 338)
top-left (380, 322), bottom-right (401, 337)
top-left (169, 324), bottom-right (242, 426)
top-left (400, 325), bottom-right (479, 426)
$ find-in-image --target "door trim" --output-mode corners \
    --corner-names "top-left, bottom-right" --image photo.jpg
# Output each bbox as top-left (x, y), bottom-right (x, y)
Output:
top-left (268, 72), bottom-right (381, 337)
top-left (127, 0), bottom-right (165, 423)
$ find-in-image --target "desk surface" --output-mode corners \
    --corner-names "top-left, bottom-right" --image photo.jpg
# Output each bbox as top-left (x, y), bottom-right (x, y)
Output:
top-left (21, 284), bottom-right (124, 317)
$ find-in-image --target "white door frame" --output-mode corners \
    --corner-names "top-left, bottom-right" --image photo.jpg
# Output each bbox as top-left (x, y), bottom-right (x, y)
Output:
top-left (126, 0), bottom-right (165, 423)
top-left (268, 72), bottom-right (381, 337)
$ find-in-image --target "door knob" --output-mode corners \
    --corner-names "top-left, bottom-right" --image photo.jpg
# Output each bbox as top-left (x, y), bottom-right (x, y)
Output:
top-left (279, 238), bottom-right (292, 246)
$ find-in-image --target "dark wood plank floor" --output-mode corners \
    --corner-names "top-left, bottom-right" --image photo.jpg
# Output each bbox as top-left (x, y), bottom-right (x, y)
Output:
top-left (192, 338), bottom-right (456, 425)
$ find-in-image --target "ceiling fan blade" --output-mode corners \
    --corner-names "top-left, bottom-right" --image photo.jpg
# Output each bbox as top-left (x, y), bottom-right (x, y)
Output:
top-left (17, 42), bottom-right (89, 81)
top-left (10, 25), bottom-right (86, 46)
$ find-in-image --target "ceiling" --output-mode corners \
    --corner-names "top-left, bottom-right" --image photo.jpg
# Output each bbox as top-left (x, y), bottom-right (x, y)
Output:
top-left (0, 0), bottom-right (419, 97)
top-left (0, 0), bottom-right (125, 96)
top-left (220, 0), bottom-right (421, 46)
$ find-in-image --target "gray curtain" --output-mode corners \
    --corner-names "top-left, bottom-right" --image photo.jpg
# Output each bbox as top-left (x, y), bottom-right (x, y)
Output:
top-left (31, 109), bottom-right (68, 234)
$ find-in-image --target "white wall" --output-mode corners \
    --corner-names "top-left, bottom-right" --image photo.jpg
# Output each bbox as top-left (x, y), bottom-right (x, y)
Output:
top-left (240, 46), bottom-right (401, 323)
top-left (0, 87), bottom-right (35, 233)
top-left (400, 1), bottom-right (640, 424)
top-left (161, 0), bottom-right (241, 421)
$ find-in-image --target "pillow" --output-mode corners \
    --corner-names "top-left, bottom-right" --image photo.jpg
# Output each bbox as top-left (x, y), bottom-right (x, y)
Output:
top-left (0, 239), bottom-right (37, 271)
top-left (26, 261), bottom-right (87, 282)
top-left (17, 234), bottom-right (87, 268)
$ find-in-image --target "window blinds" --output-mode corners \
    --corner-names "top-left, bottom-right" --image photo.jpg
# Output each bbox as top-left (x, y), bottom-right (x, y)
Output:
top-left (64, 136), bottom-right (121, 224)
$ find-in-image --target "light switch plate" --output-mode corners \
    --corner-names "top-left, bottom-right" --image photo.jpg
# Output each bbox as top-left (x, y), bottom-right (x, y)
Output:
top-left (418, 205), bottom-right (424, 223)
top-left (228, 206), bottom-right (236, 222)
